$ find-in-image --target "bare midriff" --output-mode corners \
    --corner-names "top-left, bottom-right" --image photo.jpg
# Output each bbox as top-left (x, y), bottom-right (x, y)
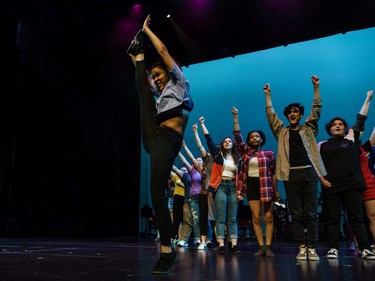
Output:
top-left (160, 115), bottom-right (188, 136)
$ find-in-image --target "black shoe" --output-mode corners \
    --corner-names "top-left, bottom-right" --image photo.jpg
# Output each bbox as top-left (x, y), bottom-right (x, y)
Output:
top-left (218, 246), bottom-right (226, 255)
top-left (127, 29), bottom-right (144, 56)
top-left (151, 249), bottom-right (179, 274)
top-left (231, 245), bottom-right (242, 255)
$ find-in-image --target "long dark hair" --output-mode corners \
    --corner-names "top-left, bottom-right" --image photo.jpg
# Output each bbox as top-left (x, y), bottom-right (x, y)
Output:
top-left (219, 137), bottom-right (240, 164)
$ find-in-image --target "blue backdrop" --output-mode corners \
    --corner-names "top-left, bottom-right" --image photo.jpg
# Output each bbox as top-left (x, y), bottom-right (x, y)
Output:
top-left (140, 27), bottom-right (375, 213)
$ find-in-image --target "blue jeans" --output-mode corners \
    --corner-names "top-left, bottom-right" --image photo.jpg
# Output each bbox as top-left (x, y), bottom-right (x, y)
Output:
top-left (284, 167), bottom-right (318, 247)
top-left (213, 181), bottom-right (239, 240)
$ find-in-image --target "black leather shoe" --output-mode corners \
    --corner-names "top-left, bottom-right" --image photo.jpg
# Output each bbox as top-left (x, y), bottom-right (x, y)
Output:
top-left (127, 29), bottom-right (144, 56)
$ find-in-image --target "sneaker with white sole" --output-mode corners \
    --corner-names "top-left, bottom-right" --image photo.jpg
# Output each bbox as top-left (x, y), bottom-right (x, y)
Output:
top-left (177, 240), bottom-right (188, 247)
top-left (296, 246), bottom-right (307, 260)
top-left (194, 240), bottom-right (201, 246)
top-left (362, 249), bottom-right (375, 260)
top-left (197, 242), bottom-right (207, 250)
top-left (307, 248), bottom-right (320, 261)
top-left (326, 248), bottom-right (339, 259)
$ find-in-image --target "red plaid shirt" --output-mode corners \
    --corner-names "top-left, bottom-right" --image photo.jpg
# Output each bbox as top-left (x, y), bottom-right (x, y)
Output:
top-left (234, 130), bottom-right (276, 202)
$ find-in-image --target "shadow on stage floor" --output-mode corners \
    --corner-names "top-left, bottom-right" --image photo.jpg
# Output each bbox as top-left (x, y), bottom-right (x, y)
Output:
top-left (0, 237), bottom-right (373, 281)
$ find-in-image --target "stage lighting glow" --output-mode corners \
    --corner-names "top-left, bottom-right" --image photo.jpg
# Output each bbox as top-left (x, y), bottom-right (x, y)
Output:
top-left (193, 0), bottom-right (213, 6)
top-left (184, 0), bottom-right (213, 20)
top-left (129, 4), bottom-right (142, 17)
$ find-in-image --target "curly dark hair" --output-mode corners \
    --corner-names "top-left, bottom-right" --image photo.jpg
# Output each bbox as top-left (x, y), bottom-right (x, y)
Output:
top-left (148, 57), bottom-right (182, 72)
top-left (148, 59), bottom-right (167, 72)
top-left (246, 130), bottom-right (267, 147)
top-left (283, 102), bottom-right (305, 117)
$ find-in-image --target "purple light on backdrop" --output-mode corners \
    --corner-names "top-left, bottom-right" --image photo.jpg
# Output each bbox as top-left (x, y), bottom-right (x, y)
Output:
top-left (266, 0), bottom-right (299, 4)
top-left (129, 4), bottom-right (143, 17)
top-left (110, 4), bottom-right (144, 48)
top-left (184, 0), bottom-right (213, 18)
top-left (194, 0), bottom-right (209, 4)
top-left (194, 0), bottom-right (213, 9)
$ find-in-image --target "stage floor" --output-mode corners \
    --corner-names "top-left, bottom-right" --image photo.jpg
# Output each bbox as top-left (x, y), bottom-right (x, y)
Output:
top-left (0, 237), bottom-right (373, 280)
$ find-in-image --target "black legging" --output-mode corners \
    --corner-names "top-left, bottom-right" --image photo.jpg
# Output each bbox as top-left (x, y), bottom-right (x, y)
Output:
top-left (198, 193), bottom-right (208, 236)
top-left (172, 194), bottom-right (185, 239)
top-left (135, 61), bottom-right (187, 246)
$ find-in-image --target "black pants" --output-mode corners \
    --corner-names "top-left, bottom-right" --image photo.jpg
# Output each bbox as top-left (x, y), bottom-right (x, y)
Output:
top-left (284, 167), bottom-right (319, 247)
top-left (324, 189), bottom-right (370, 250)
top-left (135, 61), bottom-right (186, 246)
top-left (172, 195), bottom-right (185, 239)
top-left (198, 193), bottom-right (209, 236)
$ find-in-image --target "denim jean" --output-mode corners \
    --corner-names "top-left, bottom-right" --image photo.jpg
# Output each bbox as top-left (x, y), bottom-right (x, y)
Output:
top-left (135, 61), bottom-right (187, 246)
top-left (213, 181), bottom-right (239, 240)
top-left (208, 192), bottom-right (216, 221)
top-left (284, 167), bottom-right (318, 247)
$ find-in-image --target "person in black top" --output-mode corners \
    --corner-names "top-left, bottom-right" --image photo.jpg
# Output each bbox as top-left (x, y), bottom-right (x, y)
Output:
top-left (318, 90), bottom-right (375, 260)
top-left (263, 76), bottom-right (328, 261)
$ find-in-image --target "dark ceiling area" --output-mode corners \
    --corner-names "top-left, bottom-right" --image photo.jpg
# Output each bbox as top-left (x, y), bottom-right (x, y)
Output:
top-left (8, 0), bottom-right (375, 67)
top-left (141, 0), bottom-right (375, 66)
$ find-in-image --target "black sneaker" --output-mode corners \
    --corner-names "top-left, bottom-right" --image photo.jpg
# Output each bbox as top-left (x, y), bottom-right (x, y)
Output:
top-left (151, 249), bottom-right (179, 274)
top-left (217, 246), bottom-right (226, 255)
top-left (231, 245), bottom-right (242, 255)
top-left (127, 29), bottom-right (144, 56)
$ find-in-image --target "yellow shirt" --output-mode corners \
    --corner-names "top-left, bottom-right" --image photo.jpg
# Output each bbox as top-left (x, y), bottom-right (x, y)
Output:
top-left (170, 172), bottom-right (185, 197)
